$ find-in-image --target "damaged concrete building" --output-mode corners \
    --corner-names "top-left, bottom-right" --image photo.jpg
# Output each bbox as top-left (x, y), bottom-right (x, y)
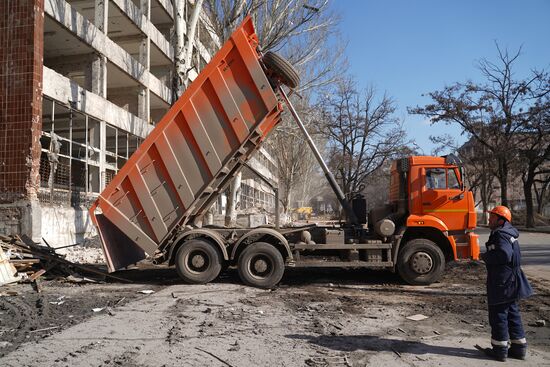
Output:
top-left (0, 0), bottom-right (279, 247)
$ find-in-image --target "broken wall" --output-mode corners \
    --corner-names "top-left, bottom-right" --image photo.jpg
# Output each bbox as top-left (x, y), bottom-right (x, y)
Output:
top-left (0, 0), bottom-right (45, 241)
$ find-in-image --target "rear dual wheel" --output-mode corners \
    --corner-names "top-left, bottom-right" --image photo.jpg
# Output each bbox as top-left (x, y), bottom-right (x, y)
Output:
top-left (175, 239), bottom-right (222, 284)
top-left (237, 242), bottom-right (285, 289)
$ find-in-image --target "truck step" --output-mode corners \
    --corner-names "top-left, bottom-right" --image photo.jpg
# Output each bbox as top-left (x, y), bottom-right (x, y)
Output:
top-left (292, 243), bottom-right (392, 250)
top-left (290, 260), bottom-right (393, 268)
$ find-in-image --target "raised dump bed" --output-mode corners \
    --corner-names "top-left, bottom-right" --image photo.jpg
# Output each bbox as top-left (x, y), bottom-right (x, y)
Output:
top-left (90, 17), bottom-right (291, 271)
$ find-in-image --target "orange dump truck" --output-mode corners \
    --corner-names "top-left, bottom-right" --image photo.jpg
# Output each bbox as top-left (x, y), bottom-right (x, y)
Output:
top-left (90, 17), bottom-right (479, 288)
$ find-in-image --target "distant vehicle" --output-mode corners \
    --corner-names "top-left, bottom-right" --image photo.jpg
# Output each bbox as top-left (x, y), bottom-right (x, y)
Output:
top-left (90, 17), bottom-right (479, 288)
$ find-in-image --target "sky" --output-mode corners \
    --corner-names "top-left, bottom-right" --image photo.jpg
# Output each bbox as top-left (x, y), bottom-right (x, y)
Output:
top-left (330, 0), bottom-right (550, 155)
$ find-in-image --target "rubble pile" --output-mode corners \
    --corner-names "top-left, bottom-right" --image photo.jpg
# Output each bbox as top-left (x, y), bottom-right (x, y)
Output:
top-left (0, 235), bottom-right (127, 288)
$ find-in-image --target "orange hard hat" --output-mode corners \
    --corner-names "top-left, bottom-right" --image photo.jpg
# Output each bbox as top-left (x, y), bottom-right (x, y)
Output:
top-left (489, 205), bottom-right (512, 222)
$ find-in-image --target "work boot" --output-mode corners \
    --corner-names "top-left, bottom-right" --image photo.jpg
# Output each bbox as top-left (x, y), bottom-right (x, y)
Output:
top-left (509, 343), bottom-right (527, 360)
top-left (483, 345), bottom-right (507, 362)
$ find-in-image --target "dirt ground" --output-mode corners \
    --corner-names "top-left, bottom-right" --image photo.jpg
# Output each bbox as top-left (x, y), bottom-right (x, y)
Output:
top-left (1, 261), bottom-right (550, 366)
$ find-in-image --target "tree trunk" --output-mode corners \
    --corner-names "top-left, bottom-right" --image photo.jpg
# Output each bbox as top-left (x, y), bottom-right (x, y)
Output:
top-left (497, 157), bottom-right (509, 207)
top-left (174, 0), bottom-right (204, 99)
top-left (225, 172), bottom-right (241, 227)
top-left (523, 167), bottom-right (536, 228)
top-left (182, 0), bottom-right (204, 89)
top-left (174, 0), bottom-right (185, 100)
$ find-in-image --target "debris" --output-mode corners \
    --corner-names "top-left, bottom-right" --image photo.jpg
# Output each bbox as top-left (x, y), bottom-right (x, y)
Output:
top-left (397, 327), bottom-right (407, 334)
top-left (0, 247), bottom-right (22, 285)
top-left (92, 307), bottom-right (105, 313)
top-left (344, 355), bottom-right (352, 367)
top-left (228, 340), bottom-right (240, 352)
top-left (28, 269), bottom-right (47, 282)
top-left (0, 235), bottom-right (130, 286)
top-left (29, 326), bottom-right (59, 333)
top-left (106, 307), bottom-right (116, 316)
top-left (0, 290), bottom-right (19, 297)
top-left (529, 320), bottom-right (546, 327)
top-left (114, 297), bottom-right (126, 306)
top-left (433, 330), bottom-right (441, 335)
top-left (391, 347), bottom-right (402, 358)
top-left (65, 275), bottom-right (99, 284)
top-left (258, 310), bottom-right (264, 315)
top-left (194, 347), bottom-right (235, 367)
top-left (138, 290), bottom-right (155, 294)
top-left (171, 292), bottom-right (177, 298)
top-left (406, 314), bottom-right (429, 321)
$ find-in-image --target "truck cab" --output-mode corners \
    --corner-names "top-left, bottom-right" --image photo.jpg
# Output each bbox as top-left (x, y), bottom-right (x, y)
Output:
top-left (367, 154), bottom-right (479, 284)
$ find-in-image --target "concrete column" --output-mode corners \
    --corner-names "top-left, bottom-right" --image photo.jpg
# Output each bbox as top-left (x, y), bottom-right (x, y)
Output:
top-left (93, 0), bottom-right (108, 99)
top-left (141, 0), bottom-right (151, 18)
top-left (91, 54), bottom-right (107, 97)
top-left (138, 5), bottom-right (151, 123)
top-left (95, 0), bottom-right (109, 33)
top-left (99, 120), bottom-right (107, 191)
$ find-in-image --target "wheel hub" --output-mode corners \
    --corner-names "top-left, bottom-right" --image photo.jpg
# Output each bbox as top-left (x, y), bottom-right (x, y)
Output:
top-left (253, 259), bottom-right (268, 273)
top-left (187, 250), bottom-right (209, 273)
top-left (191, 254), bottom-right (206, 268)
top-left (250, 255), bottom-right (272, 278)
top-left (410, 251), bottom-right (433, 274)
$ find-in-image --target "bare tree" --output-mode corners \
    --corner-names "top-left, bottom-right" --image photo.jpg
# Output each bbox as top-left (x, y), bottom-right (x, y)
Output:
top-left (174, 0), bottom-right (205, 99)
top-left (318, 78), bottom-right (409, 199)
top-left (534, 173), bottom-right (550, 215)
top-left (203, 0), bottom-right (345, 92)
top-left (410, 44), bottom-right (548, 207)
top-left (202, 0), bottom-right (345, 225)
top-left (268, 94), bottom-right (324, 217)
top-left (516, 96), bottom-right (550, 226)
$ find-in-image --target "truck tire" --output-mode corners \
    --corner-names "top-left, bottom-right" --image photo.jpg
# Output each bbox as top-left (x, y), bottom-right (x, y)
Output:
top-left (397, 238), bottom-right (445, 285)
top-left (237, 242), bottom-right (285, 289)
top-left (262, 51), bottom-right (300, 89)
top-left (175, 239), bottom-right (223, 284)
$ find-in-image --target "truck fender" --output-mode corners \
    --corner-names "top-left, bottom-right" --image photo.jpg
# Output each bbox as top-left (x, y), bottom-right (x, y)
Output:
top-left (406, 214), bottom-right (449, 233)
top-left (394, 217), bottom-right (456, 264)
top-left (230, 228), bottom-right (293, 262)
top-left (169, 229), bottom-right (229, 264)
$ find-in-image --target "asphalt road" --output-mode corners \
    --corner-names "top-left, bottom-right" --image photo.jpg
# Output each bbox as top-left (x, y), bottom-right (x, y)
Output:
top-left (476, 227), bottom-right (550, 285)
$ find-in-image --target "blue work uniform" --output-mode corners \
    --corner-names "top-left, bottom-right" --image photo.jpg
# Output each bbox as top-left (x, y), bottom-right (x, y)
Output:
top-left (481, 221), bottom-right (533, 348)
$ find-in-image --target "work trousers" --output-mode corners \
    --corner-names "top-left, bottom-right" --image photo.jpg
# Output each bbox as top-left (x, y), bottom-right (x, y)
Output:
top-left (488, 300), bottom-right (526, 345)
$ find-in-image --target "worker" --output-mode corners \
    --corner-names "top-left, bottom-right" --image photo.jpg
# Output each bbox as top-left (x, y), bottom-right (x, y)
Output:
top-left (480, 205), bottom-right (533, 362)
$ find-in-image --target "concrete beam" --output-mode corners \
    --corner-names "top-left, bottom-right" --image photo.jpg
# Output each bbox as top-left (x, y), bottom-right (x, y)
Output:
top-left (155, 0), bottom-right (174, 19)
top-left (43, 66), bottom-right (153, 139)
top-left (110, 0), bottom-right (173, 62)
top-left (45, 0), bottom-right (172, 105)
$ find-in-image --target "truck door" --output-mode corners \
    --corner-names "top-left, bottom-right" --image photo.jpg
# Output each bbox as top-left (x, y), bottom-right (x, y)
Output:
top-left (421, 167), bottom-right (468, 231)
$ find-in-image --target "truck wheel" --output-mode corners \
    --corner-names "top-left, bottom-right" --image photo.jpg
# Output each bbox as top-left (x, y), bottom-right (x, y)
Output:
top-left (237, 242), bottom-right (285, 289)
top-left (397, 239), bottom-right (445, 285)
top-left (262, 51), bottom-right (300, 89)
top-left (175, 239), bottom-right (222, 284)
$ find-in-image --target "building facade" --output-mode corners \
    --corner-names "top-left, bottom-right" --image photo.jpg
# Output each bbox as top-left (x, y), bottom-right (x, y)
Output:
top-left (1, 0), bottom-right (278, 246)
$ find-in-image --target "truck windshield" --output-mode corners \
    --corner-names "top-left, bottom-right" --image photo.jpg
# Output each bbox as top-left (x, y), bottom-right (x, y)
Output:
top-left (426, 168), bottom-right (460, 190)
top-left (448, 169), bottom-right (460, 189)
top-left (426, 168), bottom-right (446, 189)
